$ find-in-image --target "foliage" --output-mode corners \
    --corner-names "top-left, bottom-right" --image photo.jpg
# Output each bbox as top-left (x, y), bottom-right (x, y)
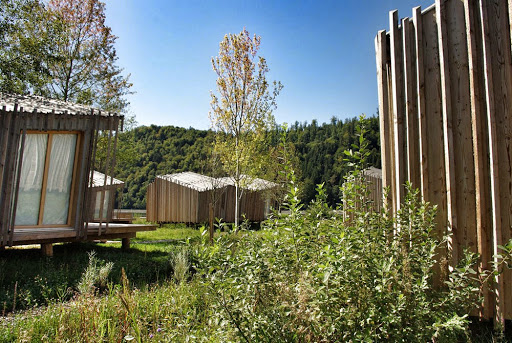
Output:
top-left (0, 0), bottom-right (132, 113)
top-left (44, 0), bottom-right (133, 112)
top-left (76, 250), bottom-right (114, 295)
top-left (114, 125), bottom-right (216, 209)
top-left (112, 116), bottom-right (380, 210)
top-left (210, 28), bottom-right (283, 226)
top-left (0, 242), bottom-right (173, 312)
top-left (0, 0), bottom-right (56, 94)
top-left (190, 119), bottom-right (488, 342)
top-left (0, 223), bottom-right (510, 341)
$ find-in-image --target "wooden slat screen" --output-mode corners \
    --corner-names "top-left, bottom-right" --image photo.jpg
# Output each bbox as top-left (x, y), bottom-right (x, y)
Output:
top-left (376, 0), bottom-right (512, 322)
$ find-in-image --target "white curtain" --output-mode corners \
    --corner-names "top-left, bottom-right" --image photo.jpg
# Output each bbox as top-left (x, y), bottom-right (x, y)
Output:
top-left (15, 134), bottom-right (48, 225)
top-left (42, 134), bottom-right (77, 225)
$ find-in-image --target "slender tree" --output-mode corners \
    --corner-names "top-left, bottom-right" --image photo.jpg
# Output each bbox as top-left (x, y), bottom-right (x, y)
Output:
top-left (210, 28), bottom-right (282, 227)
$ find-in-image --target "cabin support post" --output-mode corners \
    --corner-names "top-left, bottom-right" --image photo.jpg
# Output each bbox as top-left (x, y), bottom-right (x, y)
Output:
top-left (41, 243), bottom-right (53, 257)
top-left (121, 237), bottom-right (130, 250)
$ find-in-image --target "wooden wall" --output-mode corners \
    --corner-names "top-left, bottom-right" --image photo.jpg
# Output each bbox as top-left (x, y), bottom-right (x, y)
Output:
top-left (0, 106), bottom-right (122, 246)
top-left (146, 177), bottom-right (271, 224)
top-left (376, 0), bottom-right (512, 322)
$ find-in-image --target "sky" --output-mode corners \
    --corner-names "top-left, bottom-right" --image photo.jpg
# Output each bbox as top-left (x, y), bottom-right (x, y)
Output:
top-left (104, 0), bottom-right (434, 130)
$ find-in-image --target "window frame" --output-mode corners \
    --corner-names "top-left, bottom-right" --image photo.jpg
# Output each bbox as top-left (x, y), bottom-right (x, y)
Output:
top-left (15, 130), bottom-right (82, 228)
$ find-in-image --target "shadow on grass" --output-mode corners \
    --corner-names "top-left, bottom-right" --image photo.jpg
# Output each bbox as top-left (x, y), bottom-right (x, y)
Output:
top-left (0, 241), bottom-right (176, 313)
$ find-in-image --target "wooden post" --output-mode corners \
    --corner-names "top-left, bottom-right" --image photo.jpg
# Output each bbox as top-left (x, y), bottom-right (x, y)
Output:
top-left (41, 243), bottom-right (53, 257)
top-left (121, 237), bottom-right (130, 251)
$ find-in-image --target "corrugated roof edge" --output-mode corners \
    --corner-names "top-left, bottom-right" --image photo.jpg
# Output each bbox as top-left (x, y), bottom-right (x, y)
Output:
top-left (0, 93), bottom-right (122, 117)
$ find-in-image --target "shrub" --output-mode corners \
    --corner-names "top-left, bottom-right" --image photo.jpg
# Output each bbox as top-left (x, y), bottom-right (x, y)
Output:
top-left (76, 251), bottom-right (114, 295)
top-left (192, 116), bottom-right (484, 342)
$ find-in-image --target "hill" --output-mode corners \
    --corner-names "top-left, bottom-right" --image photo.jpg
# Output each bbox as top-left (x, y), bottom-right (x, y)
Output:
top-left (113, 116), bottom-right (380, 209)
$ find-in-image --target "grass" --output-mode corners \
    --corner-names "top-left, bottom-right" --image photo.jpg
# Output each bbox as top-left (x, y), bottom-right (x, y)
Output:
top-left (0, 223), bottom-right (204, 314)
top-left (1, 222), bottom-right (510, 342)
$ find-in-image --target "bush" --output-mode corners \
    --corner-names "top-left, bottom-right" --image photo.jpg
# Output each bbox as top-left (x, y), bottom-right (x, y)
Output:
top-left (77, 251), bottom-right (114, 295)
top-left (192, 117), bottom-right (484, 342)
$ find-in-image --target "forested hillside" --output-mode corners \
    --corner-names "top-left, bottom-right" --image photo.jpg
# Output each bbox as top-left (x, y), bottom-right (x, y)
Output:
top-left (114, 116), bottom-right (380, 209)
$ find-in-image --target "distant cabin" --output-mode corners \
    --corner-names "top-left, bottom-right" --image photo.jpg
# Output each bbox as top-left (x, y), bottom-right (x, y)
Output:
top-left (218, 176), bottom-right (278, 222)
top-left (363, 167), bottom-right (383, 212)
top-left (146, 172), bottom-right (227, 224)
top-left (0, 93), bottom-right (154, 254)
top-left (146, 172), bottom-right (278, 224)
top-left (88, 171), bottom-right (124, 223)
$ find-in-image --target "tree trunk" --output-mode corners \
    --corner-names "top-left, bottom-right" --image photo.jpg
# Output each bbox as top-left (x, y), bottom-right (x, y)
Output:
top-left (235, 182), bottom-right (239, 228)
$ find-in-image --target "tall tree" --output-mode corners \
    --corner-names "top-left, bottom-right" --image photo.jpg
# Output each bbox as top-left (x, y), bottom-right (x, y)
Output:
top-left (0, 0), bottom-right (132, 113)
top-left (0, 0), bottom-right (56, 94)
top-left (44, 0), bottom-right (132, 112)
top-left (210, 28), bottom-right (282, 227)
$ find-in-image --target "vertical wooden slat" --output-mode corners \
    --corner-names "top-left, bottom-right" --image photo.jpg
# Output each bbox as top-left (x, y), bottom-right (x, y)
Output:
top-left (480, 0), bottom-right (505, 326)
top-left (8, 128), bottom-right (26, 246)
top-left (437, 0), bottom-right (459, 263)
top-left (422, 6), bottom-right (448, 253)
top-left (390, 10), bottom-right (406, 211)
top-left (465, 0), bottom-right (493, 320)
top-left (0, 107), bottom-right (12, 246)
top-left (403, 17), bottom-right (421, 190)
top-left (75, 129), bottom-right (90, 238)
top-left (375, 30), bottom-right (393, 209)
top-left (413, 7), bottom-right (429, 201)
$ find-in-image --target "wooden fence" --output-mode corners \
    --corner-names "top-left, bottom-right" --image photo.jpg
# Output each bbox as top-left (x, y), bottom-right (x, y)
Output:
top-left (376, 0), bottom-right (512, 322)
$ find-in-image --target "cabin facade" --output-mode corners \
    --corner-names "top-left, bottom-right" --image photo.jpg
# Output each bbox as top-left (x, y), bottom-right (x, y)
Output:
top-left (146, 172), bottom-right (228, 223)
top-left (218, 176), bottom-right (277, 222)
top-left (88, 171), bottom-right (124, 223)
top-left (375, 1), bottom-right (512, 322)
top-left (0, 93), bottom-right (154, 253)
top-left (146, 172), bottom-right (277, 224)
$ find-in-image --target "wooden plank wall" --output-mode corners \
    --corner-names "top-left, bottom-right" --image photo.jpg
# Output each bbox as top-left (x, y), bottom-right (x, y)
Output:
top-left (146, 177), bottom-right (271, 224)
top-left (0, 108), bottom-right (122, 246)
top-left (365, 174), bottom-right (383, 213)
top-left (376, 0), bottom-right (512, 322)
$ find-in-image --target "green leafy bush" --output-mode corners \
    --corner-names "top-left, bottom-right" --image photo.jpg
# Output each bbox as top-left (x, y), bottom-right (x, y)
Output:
top-left (192, 117), bottom-right (483, 342)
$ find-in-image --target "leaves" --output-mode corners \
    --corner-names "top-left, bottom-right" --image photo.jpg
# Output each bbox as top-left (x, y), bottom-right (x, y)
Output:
top-left (0, 0), bottom-right (132, 113)
top-left (209, 29), bottom-right (282, 226)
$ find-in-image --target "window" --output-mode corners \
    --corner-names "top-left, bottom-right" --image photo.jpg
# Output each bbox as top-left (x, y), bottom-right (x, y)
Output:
top-left (15, 132), bottom-right (79, 227)
top-left (93, 190), bottom-right (110, 220)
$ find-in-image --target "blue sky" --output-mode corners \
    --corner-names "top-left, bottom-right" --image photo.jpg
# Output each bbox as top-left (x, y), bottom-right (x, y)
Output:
top-left (105, 0), bottom-right (433, 129)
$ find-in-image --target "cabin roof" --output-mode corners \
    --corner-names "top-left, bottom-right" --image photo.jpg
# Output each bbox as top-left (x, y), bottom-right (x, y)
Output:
top-left (91, 171), bottom-right (124, 188)
top-left (0, 93), bottom-right (119, 117)
top-left (363, 167), bottom-right (382, 179)
top-left (158, 172), bottom-right (228, 192)
top-left (218, 175), bottom-right (278, 191)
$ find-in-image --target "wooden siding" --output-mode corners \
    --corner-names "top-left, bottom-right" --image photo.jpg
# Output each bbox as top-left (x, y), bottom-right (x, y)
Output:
top-left (146, 175), bottom-right (273, 224)
top-left (0, 100), bottom-right (123, 247)
top-left (375, 0), bottom-right (512, 322)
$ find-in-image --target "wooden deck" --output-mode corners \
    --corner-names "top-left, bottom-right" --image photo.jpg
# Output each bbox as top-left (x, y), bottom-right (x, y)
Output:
top-left (6, 223), bottom-right (156, 246)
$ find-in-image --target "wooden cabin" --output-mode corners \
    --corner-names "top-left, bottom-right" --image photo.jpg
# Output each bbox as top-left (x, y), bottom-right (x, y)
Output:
top-left (218, 176), bottom-right (278, 222)
top-left (363, 167), bottom-right (383, 213)
top-left (0, 93), bottom-right (155, 254)
top-left (146, 172), bottom-right (229, 223)
top-left (88, 171), bottom-right (124, 223)
top-left (146, 172), bottom-right (277, 224)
